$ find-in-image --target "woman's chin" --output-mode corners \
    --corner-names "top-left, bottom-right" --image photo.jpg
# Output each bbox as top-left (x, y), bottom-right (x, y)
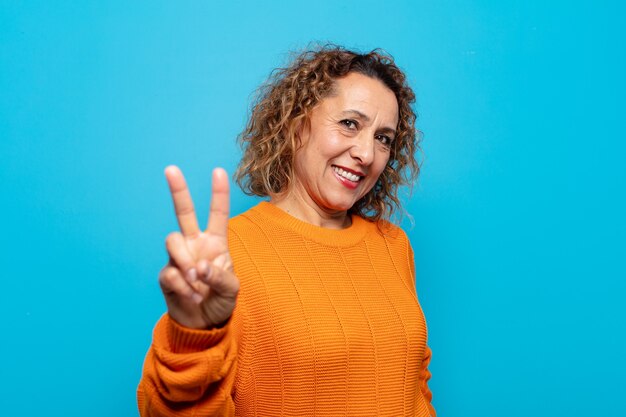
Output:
top-left (319, 199), bottom-right (356, 215)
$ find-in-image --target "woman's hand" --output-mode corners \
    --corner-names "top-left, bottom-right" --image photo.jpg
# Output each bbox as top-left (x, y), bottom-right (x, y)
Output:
top-left (158, 166), bottom-right (240, 330)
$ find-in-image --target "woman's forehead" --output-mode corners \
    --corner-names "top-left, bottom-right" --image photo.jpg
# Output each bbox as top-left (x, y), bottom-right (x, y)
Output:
top-left (321, 73), bottom-right (399, 122)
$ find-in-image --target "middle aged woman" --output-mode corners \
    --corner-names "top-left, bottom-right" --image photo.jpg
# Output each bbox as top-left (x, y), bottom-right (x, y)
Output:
top-left (138, 46), bottom-right (435, 417)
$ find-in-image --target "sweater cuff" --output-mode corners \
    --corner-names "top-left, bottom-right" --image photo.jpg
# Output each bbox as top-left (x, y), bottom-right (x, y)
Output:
top-left (162, 314), bottom-right (230, 354)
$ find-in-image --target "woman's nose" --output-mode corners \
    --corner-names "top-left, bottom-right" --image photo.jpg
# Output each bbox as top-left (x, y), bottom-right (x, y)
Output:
top-left (350, 134), bottom-right (375, 166)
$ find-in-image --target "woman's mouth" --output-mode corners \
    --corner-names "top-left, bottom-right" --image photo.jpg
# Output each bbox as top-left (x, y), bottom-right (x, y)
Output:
top-left (332, 165), bottom-right (363, 189)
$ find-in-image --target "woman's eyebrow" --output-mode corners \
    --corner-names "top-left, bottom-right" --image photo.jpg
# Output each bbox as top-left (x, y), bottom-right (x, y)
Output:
top-left (341, 109), bottom-right (370, 121)
top-left (377, 126), bottom-right (397, 137)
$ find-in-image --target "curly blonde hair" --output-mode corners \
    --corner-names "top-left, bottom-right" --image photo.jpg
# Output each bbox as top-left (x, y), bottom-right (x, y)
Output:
top-left (235, 44), bottom-right (420, 222)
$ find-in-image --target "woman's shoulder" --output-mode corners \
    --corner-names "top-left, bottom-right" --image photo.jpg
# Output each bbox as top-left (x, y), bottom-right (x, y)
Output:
top-left (227, 202), bottom-right (284, 247)
top-left (358, 216), bottom-right (408, 242)
top-left (227, 203), bottom-right (265, 237)
top-left (360, 217), bottom-right (414, 257)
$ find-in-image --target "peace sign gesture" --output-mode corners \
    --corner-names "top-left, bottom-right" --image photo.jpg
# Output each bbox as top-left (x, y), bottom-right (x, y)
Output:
top-left (158, 166), bottom-right (239, 329)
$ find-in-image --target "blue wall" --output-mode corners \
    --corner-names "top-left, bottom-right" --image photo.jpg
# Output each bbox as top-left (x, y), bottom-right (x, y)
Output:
top-left (1, 1), bottom-right (624, 416)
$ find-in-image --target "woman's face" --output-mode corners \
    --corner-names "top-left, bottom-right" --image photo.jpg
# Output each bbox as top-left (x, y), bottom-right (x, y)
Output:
top-left (292, 72), bottom-right (399, 217)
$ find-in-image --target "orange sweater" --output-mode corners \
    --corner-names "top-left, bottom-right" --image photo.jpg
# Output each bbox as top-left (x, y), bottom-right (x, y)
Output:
top-left (138, 202), bottom-right (435, 416)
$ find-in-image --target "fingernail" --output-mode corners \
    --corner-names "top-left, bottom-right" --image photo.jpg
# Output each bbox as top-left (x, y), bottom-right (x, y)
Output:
top-left (191, 293), bottom-right (203, 304)
top-left (205, 265), bottom-right (212, 280)
top-left (187, 268), bottom-right (197, 282)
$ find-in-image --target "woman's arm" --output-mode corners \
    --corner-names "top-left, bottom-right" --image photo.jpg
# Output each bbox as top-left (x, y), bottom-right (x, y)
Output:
top-left (420, 345), bottom-right (436, 417)
top-left (405, 232), bottom-right (436, 416)
top-left (137, 166), bottom-right (241, 416)
top-left (137, 314), bottom-right (238, 417)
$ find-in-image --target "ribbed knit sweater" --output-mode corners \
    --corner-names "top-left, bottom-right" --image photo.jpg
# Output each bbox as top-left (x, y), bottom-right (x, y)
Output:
top-left (138, 202), bottom-right (435, 417)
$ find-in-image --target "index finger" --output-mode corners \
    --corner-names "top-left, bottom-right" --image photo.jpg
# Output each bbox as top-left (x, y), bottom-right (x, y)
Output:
top-left (206, 167), bottom-right (230, 238)
top-left (164, 165), bottom-right (201, 238)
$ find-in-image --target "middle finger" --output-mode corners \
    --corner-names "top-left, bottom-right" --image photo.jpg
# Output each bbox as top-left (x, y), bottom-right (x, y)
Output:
top-left (165, 165), bottom-right (201, 238)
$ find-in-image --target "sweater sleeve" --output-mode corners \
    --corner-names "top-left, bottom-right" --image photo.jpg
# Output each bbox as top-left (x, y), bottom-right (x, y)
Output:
top-left (136, 314), bottom-right (238, 417)
top-left (420, 345), bottom-right (436, 417)
top-left (404, 232), bottom-right (436, 417)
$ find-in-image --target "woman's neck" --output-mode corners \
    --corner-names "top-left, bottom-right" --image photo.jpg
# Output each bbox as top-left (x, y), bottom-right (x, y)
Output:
top-left (270, 191), bottom-right (352, 230)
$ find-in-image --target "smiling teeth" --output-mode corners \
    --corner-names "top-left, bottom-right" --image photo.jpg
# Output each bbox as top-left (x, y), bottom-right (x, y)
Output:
top-left (333, 166), bottom-right (361, 182)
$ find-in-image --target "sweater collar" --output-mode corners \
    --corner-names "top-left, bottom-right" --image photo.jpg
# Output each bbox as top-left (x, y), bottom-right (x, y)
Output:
top-left (249, 201), bottom-right (371, 247)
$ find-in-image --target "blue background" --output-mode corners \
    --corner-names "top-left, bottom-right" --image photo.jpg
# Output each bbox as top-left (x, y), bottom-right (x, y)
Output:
top-left (1, 1), bottom-right (624, 416)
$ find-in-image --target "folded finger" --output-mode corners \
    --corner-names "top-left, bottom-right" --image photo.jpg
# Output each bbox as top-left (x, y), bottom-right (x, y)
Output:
top-left (159, 266), bottom-right (202, 303)
top-left (198, 262), bottom-right (240, 298)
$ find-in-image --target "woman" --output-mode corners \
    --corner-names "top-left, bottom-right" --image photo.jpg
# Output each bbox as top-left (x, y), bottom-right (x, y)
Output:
top-left (138, 45), bottom-right (435, 417)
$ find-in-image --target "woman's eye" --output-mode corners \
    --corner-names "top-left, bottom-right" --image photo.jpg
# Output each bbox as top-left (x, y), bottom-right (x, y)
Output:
top-left (376, 135), bottom-right (392, 146)
top-left (340, 119), bottom-right (358, 129)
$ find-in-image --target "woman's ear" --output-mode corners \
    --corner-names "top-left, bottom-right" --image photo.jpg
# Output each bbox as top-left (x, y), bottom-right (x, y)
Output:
top-left (292, 115), bottom-right (310, 150)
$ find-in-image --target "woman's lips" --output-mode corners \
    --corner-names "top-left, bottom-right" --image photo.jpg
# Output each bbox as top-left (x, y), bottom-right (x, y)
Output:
top-left (332, 165), bottom-right (362, 189)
